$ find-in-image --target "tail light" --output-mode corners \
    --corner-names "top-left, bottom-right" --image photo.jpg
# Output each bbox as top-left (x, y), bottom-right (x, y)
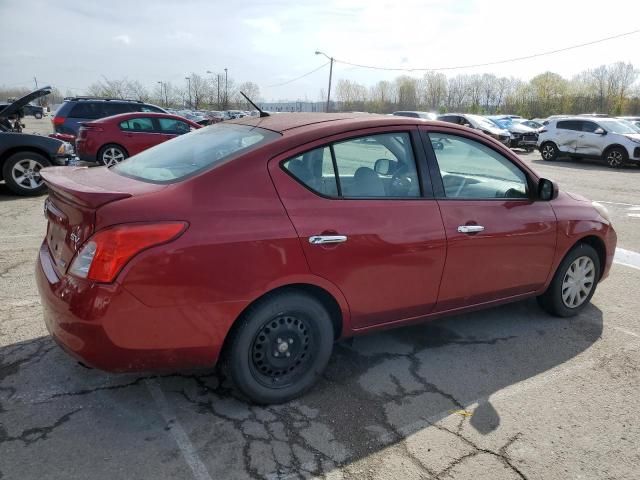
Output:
top-left (69, 222), bottom-right (187, 283)
top-left (78, 124), bottom-right (103, 139)
top-left (52, 116), bottom-right (65, 126)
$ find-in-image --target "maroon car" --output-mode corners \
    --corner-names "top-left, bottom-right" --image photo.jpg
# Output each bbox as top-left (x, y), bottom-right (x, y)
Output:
top-left (36, 113), bottom-right (616, 404)
top-left (75, 112), bottom-right (201, 166)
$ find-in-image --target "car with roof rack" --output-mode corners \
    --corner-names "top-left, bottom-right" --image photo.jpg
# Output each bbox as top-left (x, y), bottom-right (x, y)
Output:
top-left (52, 97), bottom-right (166, 137)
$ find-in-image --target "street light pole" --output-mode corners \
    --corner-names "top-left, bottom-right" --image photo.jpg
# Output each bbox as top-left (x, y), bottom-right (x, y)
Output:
top-left (157, 81), bottom-right (164, 107)
top-left (185, 76), bottom-right (191, 108)
top-left (224, 68), bottom-right (228, 110)
top-left (315, 51), bottom-right (333, 113)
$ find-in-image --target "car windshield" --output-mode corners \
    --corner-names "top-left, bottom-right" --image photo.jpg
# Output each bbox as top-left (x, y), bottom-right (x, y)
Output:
top-left (467, 114), bottom-right (499, 130)
top-left (489, 117), bottom-right (512, 129)
top-left (598, 120), bottom-right (638, 134)
top-left (113, 123), bottom-right (280, 183)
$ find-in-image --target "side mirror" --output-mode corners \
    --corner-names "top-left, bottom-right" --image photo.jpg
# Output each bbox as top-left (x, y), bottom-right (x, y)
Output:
top-left (594, 127), bottom-right (606, 135)
top-left (374, 158), bottom-right (397, 175)
top-left (538, 178), bottom-right (558, 201)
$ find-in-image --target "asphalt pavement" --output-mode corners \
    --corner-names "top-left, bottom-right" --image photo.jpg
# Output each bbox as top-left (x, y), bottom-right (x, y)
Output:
top-left (1, 119), bottom-right (639, 479)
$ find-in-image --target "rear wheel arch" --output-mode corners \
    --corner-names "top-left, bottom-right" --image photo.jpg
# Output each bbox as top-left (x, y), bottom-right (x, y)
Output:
top-left (221, 283), bottom-right (345, 362)
top-left (98, 143), bottom-right (129, 166)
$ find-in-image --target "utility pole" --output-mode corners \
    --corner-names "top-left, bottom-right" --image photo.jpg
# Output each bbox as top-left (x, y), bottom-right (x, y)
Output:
top-left (185, 76), bottom-right (191, 108)
top-left (315, 51), bottom-right (334, 113)
top-left (224, 68), bottom-right (228, 110)
top-left (33, 76), bottom-right (41, 106)
top-left (217, 75), bottom-right (221, 110)
top-left (157, 81), bottom-right (164, 107)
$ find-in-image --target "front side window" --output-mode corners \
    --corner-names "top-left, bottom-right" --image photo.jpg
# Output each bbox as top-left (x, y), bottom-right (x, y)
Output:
top-left (158, 118), bottom-right (192, 134)
top-left (119, 117), bottom-right (154, 132)
top-left (282, 132), bottom-right (420, 199)
top-left (113, 123), bottom-right (280, 183)
top-left (429, 133), bottom-right (528, 199)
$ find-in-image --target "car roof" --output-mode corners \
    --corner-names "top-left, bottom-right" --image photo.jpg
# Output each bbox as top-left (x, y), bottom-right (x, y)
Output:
top-left (89, 112), bottom-right (197, 123)
top-left (228, 112), bottom-right (425, 134)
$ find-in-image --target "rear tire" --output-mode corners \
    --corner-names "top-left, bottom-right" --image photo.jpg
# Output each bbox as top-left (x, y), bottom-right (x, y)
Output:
top-left (225, 291), bottom-right (334, 404)
top-left (537, 243), bottom-right (600, 317)
top-left (98, 144), bottom-right (128, 167)
top-left (2, 152), bottom-right (50, 196)
top-left (604, 147), bottom-right (627, 168)
top-left (35, 113), bottom-right (43, 119)
top-left (540, 142), bottom-right (558, 161)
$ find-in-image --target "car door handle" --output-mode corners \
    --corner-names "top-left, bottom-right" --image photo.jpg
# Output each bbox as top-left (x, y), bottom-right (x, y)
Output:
top-left (457, 225), bottom-right (485, 234)
top-left (309, 235), bottom-right (348, 245)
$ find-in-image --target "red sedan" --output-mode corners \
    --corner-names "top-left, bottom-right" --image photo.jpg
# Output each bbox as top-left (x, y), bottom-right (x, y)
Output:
top-left (37, 113), bottom-right (616, 404)
top-left (75, 112), bottom-right (201, 165)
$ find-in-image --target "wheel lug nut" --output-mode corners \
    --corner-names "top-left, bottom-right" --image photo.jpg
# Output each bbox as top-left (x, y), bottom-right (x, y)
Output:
top-left (274, 352), bottom-right (279, 357)
top-left (277, 338), bottom-right (282, 343)
top-left (285, 352), bottom-right (290, 357)
top-left (288, 339), bottom-right (293, 344)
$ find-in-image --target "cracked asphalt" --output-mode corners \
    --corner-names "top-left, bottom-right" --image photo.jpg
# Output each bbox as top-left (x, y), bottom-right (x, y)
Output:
top-left (1, 119), bottom-right (639, 479)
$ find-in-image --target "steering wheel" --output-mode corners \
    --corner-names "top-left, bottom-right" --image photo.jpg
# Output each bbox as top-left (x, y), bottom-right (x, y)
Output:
top-left (390, 163), bottom-right (417, 196)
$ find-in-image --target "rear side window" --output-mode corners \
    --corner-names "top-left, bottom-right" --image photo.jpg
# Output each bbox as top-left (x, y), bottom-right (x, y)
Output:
top-left (113, 123), bottom-right (280, 183)
top-left (282, 132), bottom-right (420, 199)
top-left (139, 104), bottom-right (165, 113)
top-left (69, 102), bottom-right (132, 119)
top-left (119, 118), bottom-right (155, 131)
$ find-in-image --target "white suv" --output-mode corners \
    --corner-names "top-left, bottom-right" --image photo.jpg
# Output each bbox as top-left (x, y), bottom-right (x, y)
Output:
top-left (537, 117), bottom-right (640, 168)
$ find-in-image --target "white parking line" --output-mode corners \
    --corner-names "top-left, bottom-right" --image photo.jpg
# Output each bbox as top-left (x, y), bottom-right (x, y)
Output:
top-left (628, 214), bottom-right (640, 218)
top-left (145, 379), bottom-right (213, 480)
top-left (594, 200), bottom-right (640, 207)
top-left (614, 248), bottom-right (640, 271)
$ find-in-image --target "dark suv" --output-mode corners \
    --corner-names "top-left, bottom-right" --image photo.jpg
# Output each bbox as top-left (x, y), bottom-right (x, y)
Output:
top-left (52, 97), bottom-right (166, 136)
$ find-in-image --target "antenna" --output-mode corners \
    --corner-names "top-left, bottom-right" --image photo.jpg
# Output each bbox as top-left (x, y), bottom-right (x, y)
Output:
top-left (240, 92), bottom-right (270, 118)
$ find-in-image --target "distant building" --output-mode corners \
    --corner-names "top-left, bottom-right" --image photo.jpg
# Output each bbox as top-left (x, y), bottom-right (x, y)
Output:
top-left (257, 101), bottom-right (335, 113)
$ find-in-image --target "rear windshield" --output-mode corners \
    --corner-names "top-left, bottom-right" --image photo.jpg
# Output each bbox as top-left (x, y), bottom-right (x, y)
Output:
top-left (112, 123), bottom-right (280, 183)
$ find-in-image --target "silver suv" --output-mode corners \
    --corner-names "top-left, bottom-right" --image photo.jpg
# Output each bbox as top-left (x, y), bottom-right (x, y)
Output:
top-left (538, 117), bottom-right (640, 168)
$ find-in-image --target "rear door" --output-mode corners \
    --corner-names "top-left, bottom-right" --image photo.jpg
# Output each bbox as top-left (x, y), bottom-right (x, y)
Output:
top-left (118, 117), bottom-right (162, 155)
top-left (269, 127), bottom-right (447, 329)
top-left (554, 120), bottom-right (580, 153)
top-left (421, 127), bottom-right (556, 311)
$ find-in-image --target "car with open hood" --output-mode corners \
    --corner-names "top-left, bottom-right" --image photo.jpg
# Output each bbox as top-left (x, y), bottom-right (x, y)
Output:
top-left (0, 86), bottom-right (74, 195)
top-left (36, 112), bottom-right (616, 404)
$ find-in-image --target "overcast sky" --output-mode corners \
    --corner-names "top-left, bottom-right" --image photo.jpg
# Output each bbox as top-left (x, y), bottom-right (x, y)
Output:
top-left (1, 0), bottom-right (639, 102)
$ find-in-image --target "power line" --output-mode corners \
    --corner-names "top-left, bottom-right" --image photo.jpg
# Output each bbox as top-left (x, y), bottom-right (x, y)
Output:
top-left (334, 29), bottom-right (640, 72)
top-left (266, 62), bottom-right (329, 88)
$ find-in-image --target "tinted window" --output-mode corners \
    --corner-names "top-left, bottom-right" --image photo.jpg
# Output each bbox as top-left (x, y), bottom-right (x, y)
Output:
top-left (113, 123), bottom-right (279, 183)
top-left (333, 133), bottom-right (419, 198)
top-left (139, 104), bottom-right (165, 113)
top-left (119, 117), bottom-right (155, 131)
top-left (429, 133), bottom-right (528, 199)
top-left (581, 121), bottom-right (598, 133)
top-left (282, 147), bottom-right (338, 197)
top-left (69, 102), bottom-right (132, 119)
top-left (158, 118), bottom-right (192, 134)
top-left (556, 120), bottom-right (581, 131)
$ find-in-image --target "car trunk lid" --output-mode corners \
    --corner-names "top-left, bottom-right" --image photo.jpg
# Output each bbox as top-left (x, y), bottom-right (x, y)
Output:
top-left (40, 166), bottom-right (166, 276)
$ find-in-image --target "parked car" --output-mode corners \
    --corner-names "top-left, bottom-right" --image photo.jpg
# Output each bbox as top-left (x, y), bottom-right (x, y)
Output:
top-left (75, 112), bottom-right (201, 165)
top-left (512, 118), bottom-right (544, 132)
top-left (0, 87), bottom-right (74, 195)
top-left (37, 113), bottom-right (616, 404)
top-left (392, 111), bottom-right (438, 120)
top-left (538, 117), bottom-right (640, 167)
top-left (2, 102), bottom-right (45, 119)
top-left (487, 115), bottom-right (538, 151)
top-left (437, 113), bottom-right (511, 146)
top-left (52, 97), bottom-right (166, 137)
top-left (618, 116), bottom-right (640, 130)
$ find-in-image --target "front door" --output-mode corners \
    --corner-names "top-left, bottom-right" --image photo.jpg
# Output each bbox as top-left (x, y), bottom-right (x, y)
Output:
top-left (575, 120), bottom-right (605, 157)
top-left (269, 127), bottom-right (447, 329)
top-left (422, 129), bottom-right (557, 312)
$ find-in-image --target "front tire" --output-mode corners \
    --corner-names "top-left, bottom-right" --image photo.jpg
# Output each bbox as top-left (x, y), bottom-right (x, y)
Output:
top-left (2, 152), bottom-right (50, 196)
top-left (538, 243), bottom-right (600, 317)
top-left (98, 144), bottom-right (128, 166)
top-left (225, 291), bottom-right (334, 404)
top-left (604, 147), bottom-right (627, 168)
top-left (540, 142), bottom-right (558, 161)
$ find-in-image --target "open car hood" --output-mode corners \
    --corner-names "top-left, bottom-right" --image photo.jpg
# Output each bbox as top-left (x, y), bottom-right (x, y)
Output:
top-left (0, 86), bottom-right (52, 119)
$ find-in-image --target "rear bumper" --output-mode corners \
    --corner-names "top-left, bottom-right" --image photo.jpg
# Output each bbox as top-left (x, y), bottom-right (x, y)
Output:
top-left (74, 139), bottom-right (98, 163)
top-left (36, 242), bottom-right (218, 372)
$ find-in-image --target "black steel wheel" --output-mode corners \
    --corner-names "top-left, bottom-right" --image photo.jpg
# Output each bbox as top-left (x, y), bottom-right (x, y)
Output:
top-left (225, 290), bottom-right (334, 404)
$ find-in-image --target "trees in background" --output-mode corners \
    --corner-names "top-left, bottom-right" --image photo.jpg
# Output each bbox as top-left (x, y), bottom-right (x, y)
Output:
top-left (1, 61), bottom-right (637, 116)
